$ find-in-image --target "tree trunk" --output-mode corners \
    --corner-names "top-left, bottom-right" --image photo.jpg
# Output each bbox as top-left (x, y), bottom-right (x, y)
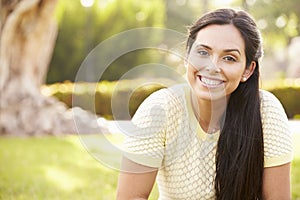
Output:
top-left (0, 0), bottom-right (105, 136)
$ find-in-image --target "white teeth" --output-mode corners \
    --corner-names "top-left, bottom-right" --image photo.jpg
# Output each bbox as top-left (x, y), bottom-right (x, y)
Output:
top-left (201, 77), bottom-right (223, 86)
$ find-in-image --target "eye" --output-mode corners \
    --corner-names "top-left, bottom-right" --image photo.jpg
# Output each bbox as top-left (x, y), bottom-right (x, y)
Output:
top-left (197, 50), bottom-right (209, 56)
top-left (223, 56), bottom-right (236, 62)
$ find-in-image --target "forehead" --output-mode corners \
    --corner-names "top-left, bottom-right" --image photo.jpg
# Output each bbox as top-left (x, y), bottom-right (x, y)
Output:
top-left (195, 24), bottom-right (245, 52)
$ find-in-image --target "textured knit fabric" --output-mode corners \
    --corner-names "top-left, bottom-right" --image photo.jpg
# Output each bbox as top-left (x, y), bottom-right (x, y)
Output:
top-left (123, 83), bottom-right (293, 200)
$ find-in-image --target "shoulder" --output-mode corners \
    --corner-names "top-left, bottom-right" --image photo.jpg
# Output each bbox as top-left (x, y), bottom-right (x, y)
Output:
top-left (133, 84), bottom-right (188, 119)
top-left (259, 89), bottom-right (284, 109)
top-left (259, 89), bottom-right (289, 128)
top-left (141, 83), bottom-right (188, 107)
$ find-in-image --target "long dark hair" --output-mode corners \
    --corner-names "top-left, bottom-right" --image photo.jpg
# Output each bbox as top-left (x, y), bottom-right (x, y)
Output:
top-left (187, 8), bottom-right (264, 199)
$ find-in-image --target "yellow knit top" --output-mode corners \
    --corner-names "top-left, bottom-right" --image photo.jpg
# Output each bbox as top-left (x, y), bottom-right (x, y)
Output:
top-left (123, 84), bottom-right (293, 200)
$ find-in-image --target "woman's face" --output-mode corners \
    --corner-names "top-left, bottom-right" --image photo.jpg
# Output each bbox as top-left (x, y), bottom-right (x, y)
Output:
top-left (186, 24), bottom-right (250, 101)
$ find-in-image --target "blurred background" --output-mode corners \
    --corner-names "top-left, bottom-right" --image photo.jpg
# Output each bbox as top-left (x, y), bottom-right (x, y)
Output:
top-left (48, 0), bottom-right (300, 83)
top-left (45, 0), bottom-right (300, 120)
top-left (0, 0), bottom-right (300, 199)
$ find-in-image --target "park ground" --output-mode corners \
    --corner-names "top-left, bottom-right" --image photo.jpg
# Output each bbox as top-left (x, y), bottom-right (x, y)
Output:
top-left (0, 120), bottom-right (299, 200)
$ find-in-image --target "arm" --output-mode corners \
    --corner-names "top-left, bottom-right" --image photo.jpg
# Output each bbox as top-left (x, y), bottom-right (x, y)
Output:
top-left (262, 162), bottom-right (291, 200)
top-left (116, 157), bottom-right (158, 200)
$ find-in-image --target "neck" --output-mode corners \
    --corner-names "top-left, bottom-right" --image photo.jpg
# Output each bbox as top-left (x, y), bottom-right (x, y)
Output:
top-left (191, 94), bottom-right (228, 133)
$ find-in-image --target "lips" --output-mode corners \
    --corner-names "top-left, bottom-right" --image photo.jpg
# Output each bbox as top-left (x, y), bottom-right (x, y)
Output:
top-left (197, 75), bottom-right (224, 88)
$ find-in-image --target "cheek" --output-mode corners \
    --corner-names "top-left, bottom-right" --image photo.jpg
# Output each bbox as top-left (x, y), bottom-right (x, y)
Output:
top-left (224, 70), bottom-right (242, 94)
top-left (223, 66), bottom-right (244, 81)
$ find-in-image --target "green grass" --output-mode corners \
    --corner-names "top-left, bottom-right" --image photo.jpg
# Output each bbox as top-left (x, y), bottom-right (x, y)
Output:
top-left (292, 133), bottom-right (300, 199)
top-left (0, 133), bottom-right (299, 199)
top-left (0, 136), bottom-right (115, 200)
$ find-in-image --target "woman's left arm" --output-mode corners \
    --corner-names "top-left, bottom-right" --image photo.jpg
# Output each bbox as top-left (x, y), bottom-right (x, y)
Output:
top-left (262, 162), bottom-right (291, 200)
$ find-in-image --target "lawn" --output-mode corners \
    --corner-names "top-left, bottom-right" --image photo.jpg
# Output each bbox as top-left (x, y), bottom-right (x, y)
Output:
top-left (0, 133), bottom-right (299, 200)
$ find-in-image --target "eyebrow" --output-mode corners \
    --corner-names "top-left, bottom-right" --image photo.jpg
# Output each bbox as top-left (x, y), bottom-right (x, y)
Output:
top-left (195, 44), bottom-right (241, 56)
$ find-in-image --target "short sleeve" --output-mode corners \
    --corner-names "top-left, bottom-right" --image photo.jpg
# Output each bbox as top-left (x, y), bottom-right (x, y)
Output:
top-left (260, 90), bottom-right (294, 168)
top-left (122, 89), bottom-right (169, 168)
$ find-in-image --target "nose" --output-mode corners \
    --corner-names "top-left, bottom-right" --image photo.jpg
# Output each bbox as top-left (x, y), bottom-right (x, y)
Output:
top-left (204, 58), bottom-right (221, 74)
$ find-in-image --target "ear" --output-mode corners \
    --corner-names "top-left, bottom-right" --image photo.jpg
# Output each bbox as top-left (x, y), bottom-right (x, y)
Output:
top-left (241, 61), bottom-right (256, 82)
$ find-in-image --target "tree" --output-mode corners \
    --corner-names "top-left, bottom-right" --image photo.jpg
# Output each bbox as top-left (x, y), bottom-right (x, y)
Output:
top-left (233, 0), bottom-right (300, 52)
top-left (47, 0), bottom-right (166, 83)
top-left (0, 0), bottom-right (103, 135)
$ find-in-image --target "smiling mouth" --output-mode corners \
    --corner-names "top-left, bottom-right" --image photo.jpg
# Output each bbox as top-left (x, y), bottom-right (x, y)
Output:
top-left (197, 75), bottom-right (224, 88)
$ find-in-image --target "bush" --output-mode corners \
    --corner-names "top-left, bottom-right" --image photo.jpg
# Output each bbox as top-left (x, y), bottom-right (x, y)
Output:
top-left (42, 80), bottom-right (164, 120)
top-left (262, 79), bottom-right (300, 119)
top-left (267, 87), bottom-right (300, 119)
top-left (42, 79), bottom-right (300, 120)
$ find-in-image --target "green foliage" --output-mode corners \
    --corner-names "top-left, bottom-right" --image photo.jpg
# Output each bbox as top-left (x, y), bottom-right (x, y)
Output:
top-left (43, 79), bottom-right (164, 119)
top-left (252, 0), bottom-right (299, 50)
top-left (269, 87), bottom-right (300, 119)
top-left (47, 0), bottom-right (165, 83)
top-left (262, 79), bottom-right (300, 119)
top-left (43, 78), bottom-right (300, 120)
top-left (232, 0), bottom-right (300, 52)
top-left (47, 0), bottom-right (300, 83)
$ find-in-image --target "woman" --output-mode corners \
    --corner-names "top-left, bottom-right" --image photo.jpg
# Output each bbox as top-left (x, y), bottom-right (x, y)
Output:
top-left (117, 8), bottom-right (293, 200)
